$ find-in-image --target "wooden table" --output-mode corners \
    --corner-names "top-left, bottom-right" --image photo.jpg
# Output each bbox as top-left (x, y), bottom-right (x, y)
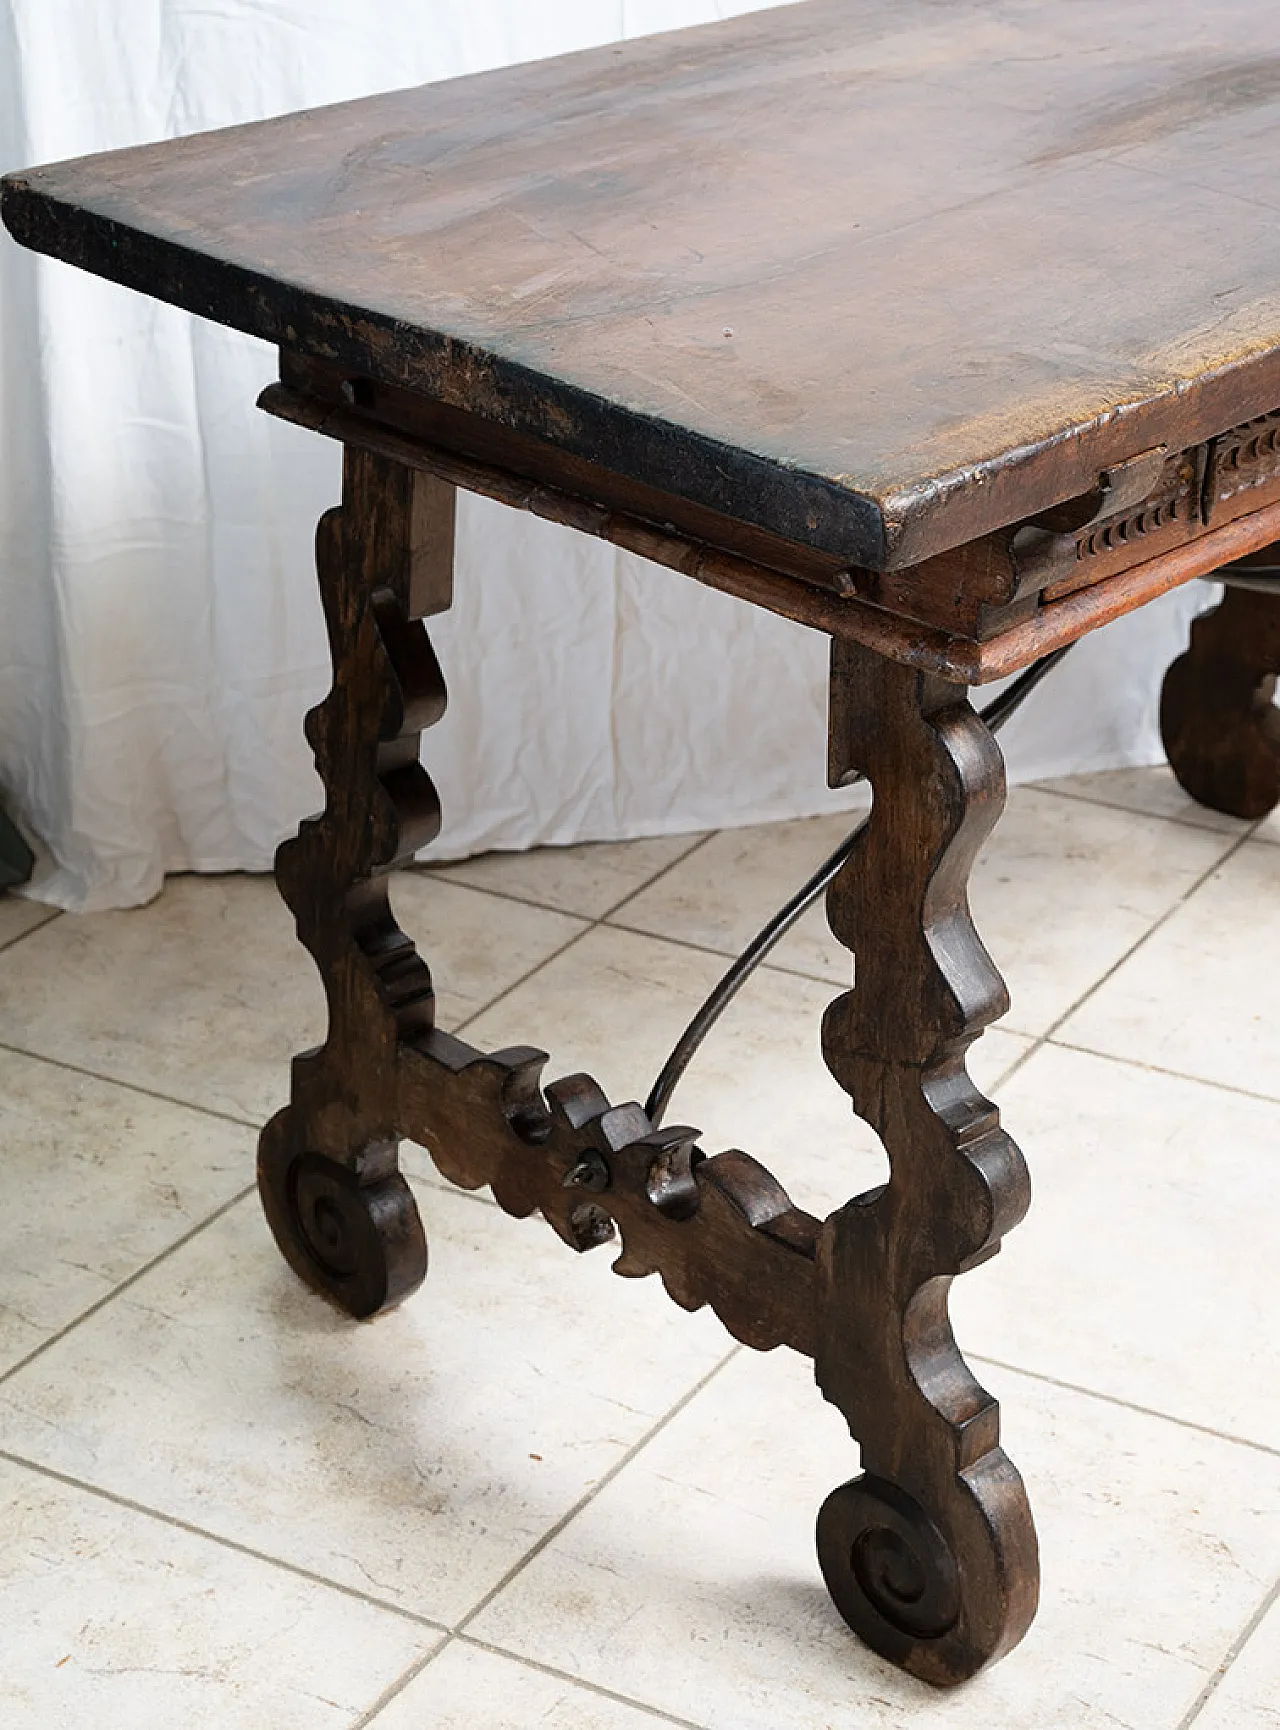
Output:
top-left (7, 0), bottom-right (1280, 1686)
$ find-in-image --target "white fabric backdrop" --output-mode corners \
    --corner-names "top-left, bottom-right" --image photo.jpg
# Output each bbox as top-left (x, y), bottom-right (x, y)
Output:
top-left (0, 0), bottom-right (1213, 912)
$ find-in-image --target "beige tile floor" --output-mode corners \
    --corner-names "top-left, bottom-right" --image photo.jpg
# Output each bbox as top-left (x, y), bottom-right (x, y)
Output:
top-left (0, 764), bottom-right (1277, 1730)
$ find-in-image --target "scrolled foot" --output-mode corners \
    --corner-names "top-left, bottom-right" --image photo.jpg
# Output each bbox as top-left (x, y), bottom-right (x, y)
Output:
top-left (814, 644), bottom-right (1040, 1684)
top-left (257, 1109), bottom-right (427, 1319)
top-left (817, 1475), bottom-right (960, 1650)
top-left (815, 1467), bottom-right (1032, 1686)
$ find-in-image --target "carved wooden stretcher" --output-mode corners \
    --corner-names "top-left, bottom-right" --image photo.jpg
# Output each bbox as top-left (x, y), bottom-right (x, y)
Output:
top-left (6, 0), bottom-right (1280, 1686)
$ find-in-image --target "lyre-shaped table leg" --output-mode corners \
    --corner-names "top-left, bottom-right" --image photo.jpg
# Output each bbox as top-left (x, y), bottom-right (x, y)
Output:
top-left (814, 641), bottom-right (1039, 1684)
top-left (257, 443), bottom-right (455, 1318)
top-left (1161, 580), bottom-right (1280, 819)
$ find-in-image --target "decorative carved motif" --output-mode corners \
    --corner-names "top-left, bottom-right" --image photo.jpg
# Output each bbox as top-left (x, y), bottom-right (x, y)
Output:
top-left (258, 440), bottom-right (821, 1349)
top-left (1074, 475), bottom-right (1187, 562)
top-left (1161, 581), bottom-right (1280, 818)
top-left (1060, 411), bottom-right (1280, 576)
top-left (863, 405), bottom-right (1280, 637)
top-left (399, 1032), bottom-right (820, 1354)
top-left (1042, 409), bottom-right (1280, 601)
top-left (814, 640), bottom-right (1038, 1684)
top-left (1204, 411), bottom-right (1280, 525)
top-left (258, 438), bottom-right (1044, 1685)
top-left (257, 446), bottom-right (454, 1318)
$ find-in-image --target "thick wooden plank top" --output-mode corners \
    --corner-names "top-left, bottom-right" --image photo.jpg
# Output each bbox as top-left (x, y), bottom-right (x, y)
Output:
top-left (7, 0), bottom-right (1280, 571)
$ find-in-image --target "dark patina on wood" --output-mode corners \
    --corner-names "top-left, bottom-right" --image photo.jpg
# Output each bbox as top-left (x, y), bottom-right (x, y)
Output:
top-left (815, 640), bottom-right (1037, 1680)
top-left (257, 439), bottom-right (1037, 1682)
top-left (257, 447), bottom-right (453, 1316)
top-left (260, 370), bottom-right (1280, 683)
top-left (9, 0), bottom-right (1280, 589)
top-left (1162, 577), bottom-right (1280, 819)
top-left (7, 0), bottom-right (1280, 1691)
top-left (251, 412), bottom-right (1280, 1682)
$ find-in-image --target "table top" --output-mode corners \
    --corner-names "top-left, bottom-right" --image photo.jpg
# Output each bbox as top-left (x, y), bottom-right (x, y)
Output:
top-left (7, 0), bottom-right (1280, 573)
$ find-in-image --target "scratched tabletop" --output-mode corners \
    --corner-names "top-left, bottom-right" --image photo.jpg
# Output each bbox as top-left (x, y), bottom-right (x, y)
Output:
top-left (5, 0), bottom-right (1280, 569)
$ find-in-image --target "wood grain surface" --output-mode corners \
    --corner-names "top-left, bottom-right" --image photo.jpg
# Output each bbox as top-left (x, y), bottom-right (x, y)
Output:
top-left (7, 0), bottom-right (1280, 570)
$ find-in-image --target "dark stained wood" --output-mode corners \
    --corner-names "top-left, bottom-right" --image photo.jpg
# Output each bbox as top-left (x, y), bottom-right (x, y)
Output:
top-left (816, 641), bottom-right (1037, 1683)
top-left (257, 445), bottom-right (453, 1317)
top-left (280, 351), bottom-right (849, 596)
top-left (9, 0), bottom-right (1280, 574)
top-left (971, 503), bottom-right (1280, 682)
top-left (280, 354), bottom-right (1280, 652)
top-left (260, 378), bottom-right (1280, 684)
top-left (259, 437), bottom-right (823, 1341)
top-left (259, 441), bottom-right (1035, 1680)
top-left (860, 423), bottom-right (1280, 639)
top-left (10, 0), bottom-right (1280, 1688)
top-left (399, 1038), bottom-right (821, 1355)
top-left (1161, 579), bottom-right (1280, 819)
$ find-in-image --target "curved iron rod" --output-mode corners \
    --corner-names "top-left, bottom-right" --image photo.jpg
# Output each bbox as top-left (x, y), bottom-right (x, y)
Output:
top-left (644, 645), bottom-right (1074, 1127)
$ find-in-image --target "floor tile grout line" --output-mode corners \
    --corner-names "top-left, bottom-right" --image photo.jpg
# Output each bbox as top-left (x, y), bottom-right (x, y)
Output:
top-left (1044, 1033), bottom-right (1280, 1110)
top-left (456, 1342), bottom-right (741, 1634)
top-left (987, 1043), bottom-right (1040, 1095)
top-left (969, 1353), bottom-right (1280, 1462)
top-left (2, 796), bottom-right (1267, 1724)
top-left (345, 1643), bottom-right (447, 1727)
top-left (982, 1010), bottom-right (1280, 1114)
top-left (431, 828), bottom-right (863, 1049)
top-left (425, 769), bottom-right (1261, 947)
top-left (977, 1031), bottom-right (1045, 1094)
top-left (0, 838), bottom-right (720, 1126)
top-left (448, 832), bottom-right (724, 1040)
top-left (420, 828), bottom-right (718, 929)
top-left (7, 780), bottom-right (1243, 1145)
top-left (0, 904), bottom-right (61, 956)
top-left (939, 790), bottom-right (1260, 1099)
top-left (1177, 1567), bottom-right (1280, 1729)
top-left (481, 814), bottom-right (1263, 1008)
top-left (413, 869), bottom-right (605, 921)
top-left (348, 1344), bottom-right (742, 1730)
top-left (440, 783), bottom-right (1265, 1058)
top-left (0, 1183), bottom-right (257, 1392)
top-left (432, 778), bottom-right (1260, 1002)
top-left (0, 1255), bottom-right (738, 1692)
top-left (450, 923), bottom-right (604, 1038)
top-left (965, 824), bottom-right (1280, 1461)
top-left (595, 829), bottom-right (722, 922)
top-left (1033, 821), bottom-right (1260, 1044)
top-left (1, 806), bottom-right (1257, 1256)
top-left (408, 1168), bottom-right (502, 1210)
top-left (0, 1038), bottom-right (266, 1130)
top-left (434, 966), bottom-right (1024, 1214)
top-left (601, 915), bottom-right (847, 988)
top-left (1026, 778), bottom-right (1252, 837)
top-left (458, 1635), bottom-right (711, 1730)
top-left (0, 1446), bottom-right (450, 1636)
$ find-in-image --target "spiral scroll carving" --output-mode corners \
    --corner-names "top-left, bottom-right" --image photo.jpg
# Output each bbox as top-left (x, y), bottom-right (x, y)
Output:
top-left (256, 430), bottom-right (1038, 1681)
top-left (257, 446), bottom-right (454, 1317)
top-left (255, 435), bottom-right (826, 1353)
top-left (817, 1475), bottom-right (960, 1644)
top-left (813, 640), bottom-right (1038, 1685)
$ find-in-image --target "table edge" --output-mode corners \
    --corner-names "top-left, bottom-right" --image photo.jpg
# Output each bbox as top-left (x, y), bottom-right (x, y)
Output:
top-left (2, 171), bottom-right (893, 566)
top-left (9, 154), bottom-right (1280, 577)
top-left (259, 379), bottom-right (1280, 685)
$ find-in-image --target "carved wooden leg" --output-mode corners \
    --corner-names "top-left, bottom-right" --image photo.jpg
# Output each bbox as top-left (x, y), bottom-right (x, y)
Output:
top-left (257, 444), bottom-right (455, 1318)
top-left (814, 640), bottom-right (1038, 1685)
top-left (1160, 582), bottom-right (1280, 818)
